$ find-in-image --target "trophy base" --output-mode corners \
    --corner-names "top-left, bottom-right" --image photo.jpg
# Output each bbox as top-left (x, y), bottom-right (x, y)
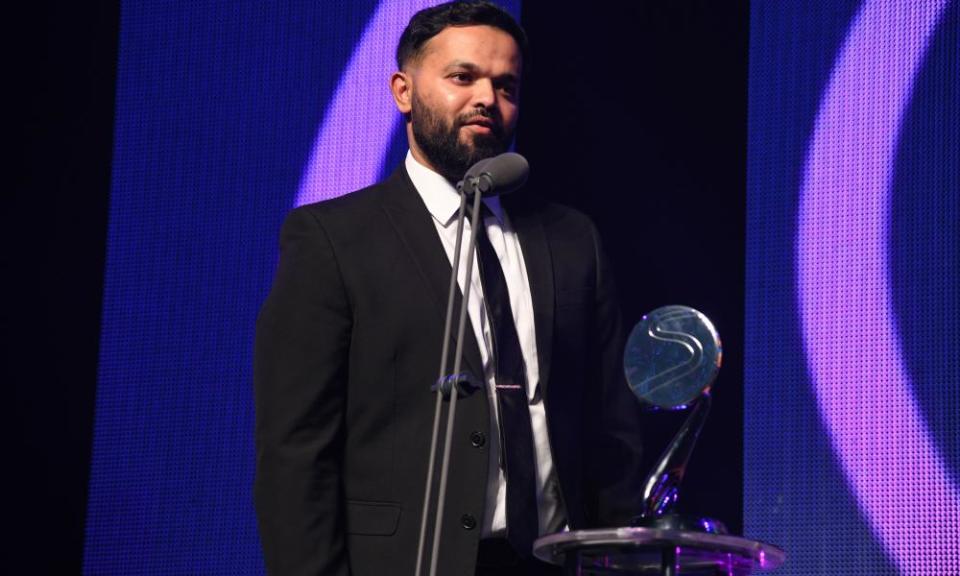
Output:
top-left (630, 514), bottom-right (728, 535)
top-left (534, 526), bottom-right (786, 575)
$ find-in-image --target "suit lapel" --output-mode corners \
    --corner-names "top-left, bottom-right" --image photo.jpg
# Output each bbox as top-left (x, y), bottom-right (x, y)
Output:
top-left (504, 195), bottom-right (555, 397)
top-left (379, 166), bottom-right (485, 381)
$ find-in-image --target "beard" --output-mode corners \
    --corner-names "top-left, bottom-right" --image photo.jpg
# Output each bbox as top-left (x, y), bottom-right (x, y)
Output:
top-left (410, 92), bottom-right (513, 183)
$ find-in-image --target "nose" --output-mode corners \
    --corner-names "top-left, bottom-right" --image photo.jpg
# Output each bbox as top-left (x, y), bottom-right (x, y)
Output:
top-left (471, 78), bottom-right (497, 109)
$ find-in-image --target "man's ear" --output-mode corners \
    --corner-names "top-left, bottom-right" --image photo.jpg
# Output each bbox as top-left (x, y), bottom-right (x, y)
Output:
top-left (390, 71), bottom-right (412, 114)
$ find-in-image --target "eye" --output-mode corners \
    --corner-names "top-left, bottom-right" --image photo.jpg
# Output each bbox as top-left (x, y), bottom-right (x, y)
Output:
top-left (497, 81), bottom-right (519, 100)
top-left (449, 72), bottom-right (473, 84)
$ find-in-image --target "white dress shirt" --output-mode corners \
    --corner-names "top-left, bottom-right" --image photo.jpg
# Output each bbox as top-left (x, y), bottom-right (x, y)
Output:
top-left (404, 151), bottom-right (565, 538)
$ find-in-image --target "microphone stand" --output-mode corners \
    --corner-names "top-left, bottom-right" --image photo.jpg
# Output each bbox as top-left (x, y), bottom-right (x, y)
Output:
top-left (414, 181), bottom-right (486, 576)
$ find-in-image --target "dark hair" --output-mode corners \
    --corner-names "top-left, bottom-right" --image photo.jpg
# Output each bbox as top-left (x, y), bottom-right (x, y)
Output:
top-left (396, 1), bottom-right (528, 70)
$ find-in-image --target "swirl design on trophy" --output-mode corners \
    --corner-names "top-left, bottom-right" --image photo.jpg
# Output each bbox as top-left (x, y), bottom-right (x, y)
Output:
top-left (624, 305), bottom-right (721, 410)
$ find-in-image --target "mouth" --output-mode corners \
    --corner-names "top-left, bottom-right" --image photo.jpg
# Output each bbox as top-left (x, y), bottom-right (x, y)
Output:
top-left (462, 117), bottom-right (495, 131)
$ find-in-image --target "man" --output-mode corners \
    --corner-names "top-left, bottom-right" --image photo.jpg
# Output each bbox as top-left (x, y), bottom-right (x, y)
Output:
top-left (254, 2), bottom-right (644, 575)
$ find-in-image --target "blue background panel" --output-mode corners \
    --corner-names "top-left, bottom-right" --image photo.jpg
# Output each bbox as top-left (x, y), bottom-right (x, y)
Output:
top-left (84, 2), bottom-right (380, 573)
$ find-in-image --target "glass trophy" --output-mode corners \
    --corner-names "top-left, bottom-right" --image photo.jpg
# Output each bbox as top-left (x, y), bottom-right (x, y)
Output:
top-left (532, 305), bottom-right (784, 574)
top-left (623, 304), bottom-right (724, 532)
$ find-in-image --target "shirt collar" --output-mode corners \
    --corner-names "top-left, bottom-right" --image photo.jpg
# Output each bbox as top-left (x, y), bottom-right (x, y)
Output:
top-left (405, 150), bottom-right (503, 227)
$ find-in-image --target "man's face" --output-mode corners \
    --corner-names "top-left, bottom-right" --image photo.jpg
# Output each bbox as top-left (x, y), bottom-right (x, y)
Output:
top-left (396, 25), bottom-right (522, 182)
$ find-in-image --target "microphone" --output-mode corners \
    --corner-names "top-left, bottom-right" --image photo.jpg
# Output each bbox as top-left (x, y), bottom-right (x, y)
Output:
top-left (458, 152), bottom-right (529, 197)
top-left (418, 151), bottom-right (529, 576)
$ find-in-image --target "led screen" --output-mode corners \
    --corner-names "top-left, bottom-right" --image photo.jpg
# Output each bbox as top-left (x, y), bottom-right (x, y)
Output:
top-left (745, 1), bottom-right (959, 574)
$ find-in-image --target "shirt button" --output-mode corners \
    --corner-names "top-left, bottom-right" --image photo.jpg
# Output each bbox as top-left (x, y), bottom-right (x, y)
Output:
top-left (461, 514), bottom-right (477, 530)
top-left (470, 431), bottom-right (486, 448)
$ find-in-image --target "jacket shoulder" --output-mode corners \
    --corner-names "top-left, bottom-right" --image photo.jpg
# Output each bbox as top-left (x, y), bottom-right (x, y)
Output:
top-left (293, 177), bottom-right (392, 221)
top-left (510, 194), bottom-right (600, 240)
top-left (282, 165), bottom-right (413, 236)
top-left (540, 201), bottom-right (596, 230)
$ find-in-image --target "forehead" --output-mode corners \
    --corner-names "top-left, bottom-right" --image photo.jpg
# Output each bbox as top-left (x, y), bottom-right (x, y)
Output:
top-left (418, 25), bottom-right (522, 73)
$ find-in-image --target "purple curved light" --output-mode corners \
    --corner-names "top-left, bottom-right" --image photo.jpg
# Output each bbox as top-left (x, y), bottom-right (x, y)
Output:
top-left (797, 1), bottom-right (959, 573)
top-left (295, 1), bottom-right (438, 207)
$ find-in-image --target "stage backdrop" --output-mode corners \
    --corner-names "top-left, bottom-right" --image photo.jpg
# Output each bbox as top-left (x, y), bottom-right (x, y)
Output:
top-left (83, 2), bottom-right (518, 574)
top-left (745, 1), bottom-right (958, 575)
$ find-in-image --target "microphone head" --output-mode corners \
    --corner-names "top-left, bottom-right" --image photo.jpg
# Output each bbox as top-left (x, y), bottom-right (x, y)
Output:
top-left (456, 157), bottom-right (489, 194)
top-left (460, 152), bottom-right (529, 197)
top-left (462, 157), bottom-right (493, 186)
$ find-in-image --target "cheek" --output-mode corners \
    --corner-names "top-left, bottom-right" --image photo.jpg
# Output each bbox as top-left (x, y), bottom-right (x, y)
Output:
top-left (501, 103), bottom-right (520, 127)
top-left (441, 91), bottom-right (460, 106)
top-left (436, 86), bottom-right (468, 109)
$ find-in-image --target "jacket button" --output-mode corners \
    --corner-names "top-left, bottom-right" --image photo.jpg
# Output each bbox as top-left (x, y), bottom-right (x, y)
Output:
top-left (470, 431), bottom-right (486, 448)
top-left (461, 514), bottom-right (477, 530)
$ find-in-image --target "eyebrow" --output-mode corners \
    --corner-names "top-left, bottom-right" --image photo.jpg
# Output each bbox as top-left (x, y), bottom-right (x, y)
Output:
top-left (444, 60), bottom-right (480, 73)
top-left (443, 61), bottom-right (519, 84)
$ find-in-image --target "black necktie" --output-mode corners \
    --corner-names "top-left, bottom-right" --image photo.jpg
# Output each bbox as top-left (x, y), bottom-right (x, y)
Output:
top-left (468, 202), bottom-right (538, 557)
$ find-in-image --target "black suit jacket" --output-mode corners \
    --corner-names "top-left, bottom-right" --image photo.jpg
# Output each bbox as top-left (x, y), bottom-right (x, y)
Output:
top-left (254, 165), bottom-right (644, 576)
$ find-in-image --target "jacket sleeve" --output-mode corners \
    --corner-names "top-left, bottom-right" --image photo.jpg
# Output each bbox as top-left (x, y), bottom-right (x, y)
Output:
top-left (254, 207), bottom-right (352, 576)
top-left (589, 223), bottom-right (646, 526)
